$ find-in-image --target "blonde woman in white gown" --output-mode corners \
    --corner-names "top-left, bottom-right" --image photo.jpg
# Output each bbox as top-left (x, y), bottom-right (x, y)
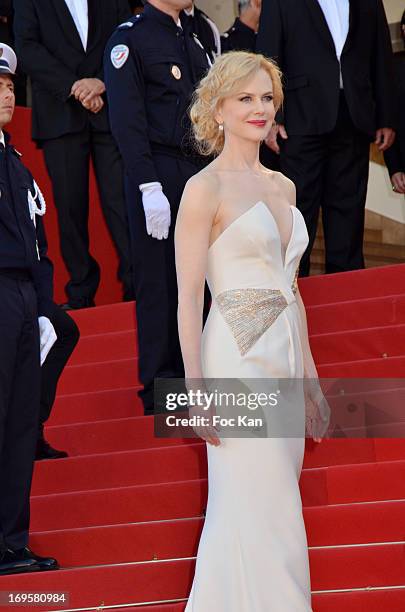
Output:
top-left (175, 51), bottom-right (329, 612)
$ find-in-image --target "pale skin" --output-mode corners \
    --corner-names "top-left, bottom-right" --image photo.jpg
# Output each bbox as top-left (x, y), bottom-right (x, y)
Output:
top-left (391, 172), bottom-right (405, 194)
top-left (175, 68), bottom-right (330, 446)
top-left (239, 0), bottom-right (262, 33)
top-left (70, 78), bottom-right (105, 113)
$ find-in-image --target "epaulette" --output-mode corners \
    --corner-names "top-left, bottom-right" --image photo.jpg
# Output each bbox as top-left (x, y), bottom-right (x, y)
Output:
top-left (117, 14), bottom-right (143, 30)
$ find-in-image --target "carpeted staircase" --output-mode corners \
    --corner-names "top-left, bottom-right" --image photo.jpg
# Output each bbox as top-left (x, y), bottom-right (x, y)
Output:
top-left (1, 264), bottom-right (405, 611)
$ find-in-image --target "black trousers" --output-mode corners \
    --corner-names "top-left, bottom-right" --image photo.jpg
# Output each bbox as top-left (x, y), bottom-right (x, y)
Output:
top-left (43, 126), bottom-right (133, 306)
top-left (39, 303), bottom-right (80, 437)
top-left (280, 91), bottom-right (371, 276)
top-left (127, 152), bottom-right (204, 411)
top-left (0, 274), bottom-right (40, 552)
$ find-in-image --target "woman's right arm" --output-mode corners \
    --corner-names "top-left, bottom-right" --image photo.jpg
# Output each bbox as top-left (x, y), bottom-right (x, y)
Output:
top-left (175, 174), bottom-right (218, 380)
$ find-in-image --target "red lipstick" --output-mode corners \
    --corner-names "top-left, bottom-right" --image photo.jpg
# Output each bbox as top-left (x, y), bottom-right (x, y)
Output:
top-left (247, 120), bottom-right (267, 127)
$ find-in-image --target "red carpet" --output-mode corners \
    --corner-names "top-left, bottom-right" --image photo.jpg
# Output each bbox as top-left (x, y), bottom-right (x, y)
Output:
top-left (1, 263), bottom-right (405, 611)
top-left (0, 194), bottom-right (404, 611)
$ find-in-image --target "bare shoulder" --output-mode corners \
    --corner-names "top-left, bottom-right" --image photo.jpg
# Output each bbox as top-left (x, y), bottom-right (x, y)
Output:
top-left (271, 171), bottom-right (296, 206)
top-left (180, 167), bottom-right (220, 218)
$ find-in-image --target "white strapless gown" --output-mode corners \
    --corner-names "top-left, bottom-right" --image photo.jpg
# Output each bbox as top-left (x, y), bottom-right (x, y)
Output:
top-left (185, 201), bottom-right (313, 611)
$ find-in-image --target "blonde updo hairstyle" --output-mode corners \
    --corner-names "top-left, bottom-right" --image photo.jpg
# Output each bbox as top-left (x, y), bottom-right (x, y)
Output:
top-left (190, 51), bottom-right (283, 157)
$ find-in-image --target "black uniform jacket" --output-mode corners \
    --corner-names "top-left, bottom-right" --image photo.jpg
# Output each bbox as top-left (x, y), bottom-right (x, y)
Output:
top-left (0, 132), bottom-right (53, 317)
top-left (104, 4), bottom-right (210, 191)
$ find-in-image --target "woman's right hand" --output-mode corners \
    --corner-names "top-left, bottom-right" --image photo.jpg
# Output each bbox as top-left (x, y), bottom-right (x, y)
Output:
top-left (189, 403), bottom-right (221, 447)
top-left (304, 379), bottom-right (331, 443)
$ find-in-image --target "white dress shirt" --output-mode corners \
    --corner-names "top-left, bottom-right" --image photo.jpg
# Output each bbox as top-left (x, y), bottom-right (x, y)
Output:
top-left (64, 0), bottom-right (88, 51)
top-left (317, 0), bottom-right (349, 87)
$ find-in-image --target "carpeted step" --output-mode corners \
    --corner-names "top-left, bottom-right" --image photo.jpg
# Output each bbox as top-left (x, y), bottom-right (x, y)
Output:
top-left (31, 443), bottom-right (405, 505)
top-left (30, 476), bottom-right (405, 534)
top-left (59, 354), bottom-right (405, 395)
top-left (70, 301), bottom-right (136, 335)
top-left (15, 589), bottom-right (405, 612)
top-left (50, 387), bottom-right (142, 425)
top-left (45, 416), bottom-right (405, 461)
top-left (59, 358), bottom-right (138, 394)
top-left (2, 543), bottom-right (405, 610)
top-left (45, 416), bottom-right (197, 456)
top-left (31, 444), bottom-right (208, 496)
top-left (298, 264), bottom-right (405, 306)
top-left (70, 330), bottom-right (137, 365)
top-left (68, 323), bottom-right (405, 367)
top-left (306, 293), bottom-right (405, 335)
top-left (30, 480), bottom-right (208, 532)
top-left (310, 324), bottom-right (405, 364)
top-left (312, 587), bottom-right (405, 612)
top-left (317, 355), bottom-right (405, 377)
top-left (29, 499), bottom-right (405, 567)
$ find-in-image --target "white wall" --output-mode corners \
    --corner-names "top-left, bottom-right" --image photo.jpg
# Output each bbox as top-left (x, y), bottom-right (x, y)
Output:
top-left (383, 0), bottom-right (404, 23)
top-left (367, 163), bottom-right (405, 223)
top-left (197, 0), bottom-right (237, 32)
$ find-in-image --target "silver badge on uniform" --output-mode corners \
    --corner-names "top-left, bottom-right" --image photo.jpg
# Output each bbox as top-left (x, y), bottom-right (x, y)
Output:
top-left (171, 65), bottom-right (182, 80)
top-left (111, 45), bottom-right (129, 69)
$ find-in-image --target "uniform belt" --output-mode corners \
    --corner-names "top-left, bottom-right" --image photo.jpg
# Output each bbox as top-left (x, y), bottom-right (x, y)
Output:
top-left (0, 267), bottom-right (32, 281)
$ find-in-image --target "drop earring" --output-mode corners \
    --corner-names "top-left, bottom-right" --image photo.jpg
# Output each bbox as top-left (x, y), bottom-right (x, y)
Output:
top-left (218, 123), bottom-right (224, 131)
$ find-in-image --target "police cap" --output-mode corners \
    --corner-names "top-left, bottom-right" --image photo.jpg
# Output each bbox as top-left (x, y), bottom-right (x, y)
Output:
top-left (0, 43), bottom-right (17, 76)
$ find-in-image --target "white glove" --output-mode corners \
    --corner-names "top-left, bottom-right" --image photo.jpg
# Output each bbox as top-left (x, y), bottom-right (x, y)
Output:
top-left (139, 182), bottom-right (171, 240)
top-left (38, 316), bottom-right (57, 366)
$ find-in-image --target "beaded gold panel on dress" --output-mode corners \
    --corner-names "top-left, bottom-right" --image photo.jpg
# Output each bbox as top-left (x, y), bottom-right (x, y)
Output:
top-left (216, 288), bottom-right (288, 356)
top-left (216, 268), bottom-right (300, 356)
top-left (291, 267), bottom-right (299, 295)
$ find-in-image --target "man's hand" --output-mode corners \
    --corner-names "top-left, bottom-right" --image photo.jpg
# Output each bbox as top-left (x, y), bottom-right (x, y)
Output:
top-left (140, 183), bottom-right (171, 240)
top-left (391, 172), bottom-right (405, 194)
top-left (71, 78), bottom-right (105, 105)
top-left (81, 95), bottom-right (104, 114)
top-left (265, 123), bottom-right (288, 154)
top-left (375, 127), bottom-right (395, 152)
top-left (239, 0), bottom-right (262, 32)
top-left (38, 316), bottom-right (57, 366)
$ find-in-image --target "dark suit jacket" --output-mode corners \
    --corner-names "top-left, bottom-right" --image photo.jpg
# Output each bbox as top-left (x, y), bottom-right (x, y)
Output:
top-left (256, 0), bottom-right (397, 138)
top-left (14, 0), bottom-right (131, 140)
top-left (384, 51), bottom-right (405, 176)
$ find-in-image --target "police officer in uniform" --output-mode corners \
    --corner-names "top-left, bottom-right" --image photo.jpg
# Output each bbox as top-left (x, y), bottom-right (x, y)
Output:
top-left (186, 0), bottom-right (261, 63)
top-left (0, 43), bottom-right (58, 575)
top-left (104, 1), bottom-right (210, 413)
